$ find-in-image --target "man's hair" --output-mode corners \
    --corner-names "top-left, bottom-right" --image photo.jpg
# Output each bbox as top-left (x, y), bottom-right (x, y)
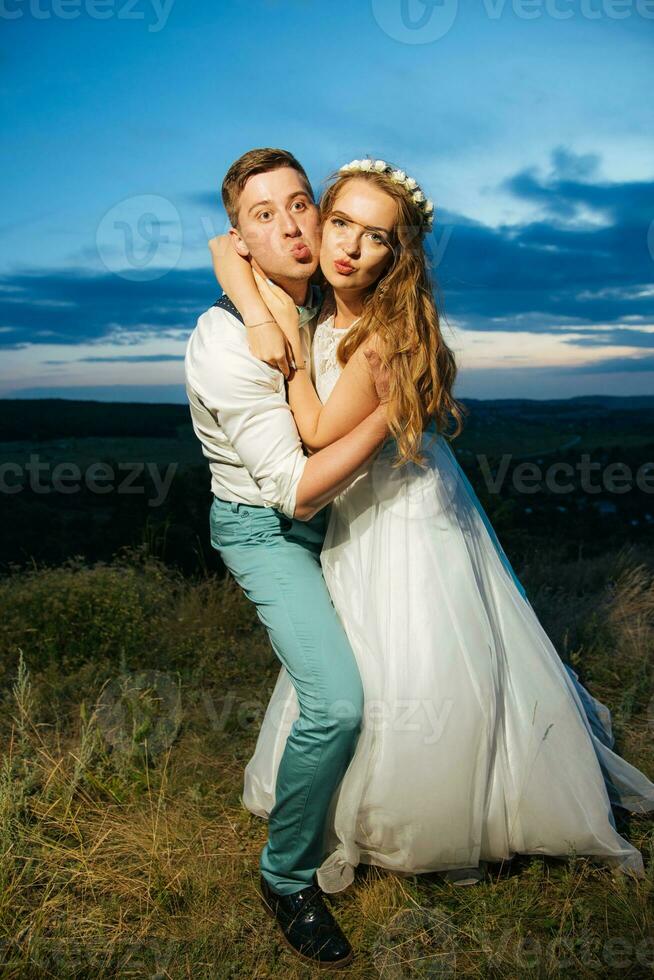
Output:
top-left (221, 148), bottom-right (312, 228)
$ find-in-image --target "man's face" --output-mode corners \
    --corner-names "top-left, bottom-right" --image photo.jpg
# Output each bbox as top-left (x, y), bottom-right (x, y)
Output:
top-left (230, 167), bottom-right (321, 283)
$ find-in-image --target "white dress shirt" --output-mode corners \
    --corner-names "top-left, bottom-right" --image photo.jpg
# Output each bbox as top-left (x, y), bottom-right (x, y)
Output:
top-left (184, 285), bottom-right (322, 519)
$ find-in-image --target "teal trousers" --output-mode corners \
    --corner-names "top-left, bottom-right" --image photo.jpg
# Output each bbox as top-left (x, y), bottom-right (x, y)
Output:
top-left (209, 496), bottom-right (364, 895)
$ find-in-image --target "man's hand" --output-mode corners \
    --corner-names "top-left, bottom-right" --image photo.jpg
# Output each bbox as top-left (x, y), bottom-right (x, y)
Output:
top-left (363, 349), bottom-right (390, 406)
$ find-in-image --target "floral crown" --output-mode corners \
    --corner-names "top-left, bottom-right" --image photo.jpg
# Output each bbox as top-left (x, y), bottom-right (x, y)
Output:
top-left (338, 157), bottom-right (435, 231)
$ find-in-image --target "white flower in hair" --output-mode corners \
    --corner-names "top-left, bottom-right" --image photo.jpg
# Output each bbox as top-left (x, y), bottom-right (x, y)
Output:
top-left (337, 158), bottom-right (434, 231)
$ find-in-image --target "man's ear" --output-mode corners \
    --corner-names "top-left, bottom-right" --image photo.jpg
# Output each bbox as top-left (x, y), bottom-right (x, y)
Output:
top-left (228, 226), bottom-right (250, 258)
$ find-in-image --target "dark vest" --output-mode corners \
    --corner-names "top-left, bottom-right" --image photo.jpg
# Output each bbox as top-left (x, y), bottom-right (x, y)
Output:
top-left (213, 293), bottom-right (244, 323)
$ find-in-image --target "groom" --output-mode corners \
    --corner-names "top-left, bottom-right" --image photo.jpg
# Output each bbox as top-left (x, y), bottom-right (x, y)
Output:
top-left (184, 148), bottom-right (389, 967)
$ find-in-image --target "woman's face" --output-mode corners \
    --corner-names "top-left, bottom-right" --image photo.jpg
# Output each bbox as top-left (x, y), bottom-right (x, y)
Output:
top-left (320, 178), bottom-right (397, 294)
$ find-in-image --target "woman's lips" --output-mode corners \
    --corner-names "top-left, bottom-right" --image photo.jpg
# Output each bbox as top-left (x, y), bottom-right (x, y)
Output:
top-left (334, 261), bottom-right (355, 275)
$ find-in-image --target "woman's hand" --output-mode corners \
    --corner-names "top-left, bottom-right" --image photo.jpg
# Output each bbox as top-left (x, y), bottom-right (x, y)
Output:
top-left (208, 234), bottom-right (230, 265)
top-left (208, 236), bottom-right (294, 377)
top-left (252, 270), bottom-right (302, 351)
top-left (247, 321), bottom-right (295, 377)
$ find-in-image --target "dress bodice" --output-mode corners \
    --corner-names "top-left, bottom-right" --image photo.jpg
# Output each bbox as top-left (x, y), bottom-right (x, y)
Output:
top-left (310, 313), bottom-right (355, 404)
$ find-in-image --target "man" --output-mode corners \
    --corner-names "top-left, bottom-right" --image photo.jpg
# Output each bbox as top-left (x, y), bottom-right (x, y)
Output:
top-left (184, 148), bottom-right (389, 968)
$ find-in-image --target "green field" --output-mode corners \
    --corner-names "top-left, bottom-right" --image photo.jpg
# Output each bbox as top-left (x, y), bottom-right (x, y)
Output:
top-left (0, 542), bottom-right (653, 977)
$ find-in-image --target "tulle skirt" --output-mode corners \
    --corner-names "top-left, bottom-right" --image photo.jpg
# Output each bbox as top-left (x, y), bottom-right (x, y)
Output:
top-left (242, 425), bottom-right (654, 891)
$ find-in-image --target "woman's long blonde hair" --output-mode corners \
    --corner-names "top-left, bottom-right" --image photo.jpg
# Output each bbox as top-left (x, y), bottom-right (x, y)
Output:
top-left (318, 165), bottom-right (467, 467)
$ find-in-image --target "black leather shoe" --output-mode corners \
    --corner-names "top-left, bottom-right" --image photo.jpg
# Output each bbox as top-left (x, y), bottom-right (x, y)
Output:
top-left (259, 874), bottom-right (354, 968)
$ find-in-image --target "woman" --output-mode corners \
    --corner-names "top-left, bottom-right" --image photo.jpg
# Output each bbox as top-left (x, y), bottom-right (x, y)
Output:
top-left (210, 157), bottom-right (654, 892)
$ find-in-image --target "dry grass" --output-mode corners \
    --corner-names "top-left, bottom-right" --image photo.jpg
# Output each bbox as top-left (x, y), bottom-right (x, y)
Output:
top-left (0, 543), bottom-right (653, 978)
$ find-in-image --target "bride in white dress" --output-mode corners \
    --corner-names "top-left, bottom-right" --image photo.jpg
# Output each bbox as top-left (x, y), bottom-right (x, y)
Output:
top-left (212, 157), bottom-right (654, 891)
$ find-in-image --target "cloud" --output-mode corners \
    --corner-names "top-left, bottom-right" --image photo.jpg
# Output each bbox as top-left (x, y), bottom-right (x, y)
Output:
top-left (43, 354), bottom-right (186, 364)
top-left (2, 147), bottom-right (653, 351)
top-left (502, 163), bottom-right (653, 226)
top-left (0, 267), bottom-right (216, 348)
top-left (547, 147), bottom-right (602, 183)
top-left (4, 385), bottom-right (188, 403)
top-left (563, 327), bottom-right (654, 348)
top-left (562, 353), bottom-right (654, 374)
top-left (434, 147), bottom-right (654, 334)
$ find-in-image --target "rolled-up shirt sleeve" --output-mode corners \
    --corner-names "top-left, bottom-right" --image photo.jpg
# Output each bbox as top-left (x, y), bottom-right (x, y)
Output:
top-left (186, 311), bottom-right (308, 518)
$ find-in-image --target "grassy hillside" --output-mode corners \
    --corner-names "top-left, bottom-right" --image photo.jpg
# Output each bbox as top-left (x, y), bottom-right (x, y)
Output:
top-left (0, 399), bottom-right (191, 442)
top-left (0, 542), bottom-right (653, 977)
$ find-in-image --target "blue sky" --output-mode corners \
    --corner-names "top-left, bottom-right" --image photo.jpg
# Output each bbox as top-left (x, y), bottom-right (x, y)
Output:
top-left (2, 0), bottom-right (653, 401)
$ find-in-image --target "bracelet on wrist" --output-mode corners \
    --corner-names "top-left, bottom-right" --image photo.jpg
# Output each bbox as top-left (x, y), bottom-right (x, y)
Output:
top-left (244, 318), bottom-right (276, 329)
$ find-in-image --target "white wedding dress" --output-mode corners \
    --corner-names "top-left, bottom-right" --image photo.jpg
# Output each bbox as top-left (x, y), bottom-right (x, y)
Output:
top-left (242, 312), bottom-right (654, 891)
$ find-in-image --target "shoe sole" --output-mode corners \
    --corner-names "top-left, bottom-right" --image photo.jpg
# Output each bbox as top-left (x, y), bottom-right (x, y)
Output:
top-left (259, 894), bottom-right (354, 969)
top-left (443, 864), bottom-right (486, 886)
